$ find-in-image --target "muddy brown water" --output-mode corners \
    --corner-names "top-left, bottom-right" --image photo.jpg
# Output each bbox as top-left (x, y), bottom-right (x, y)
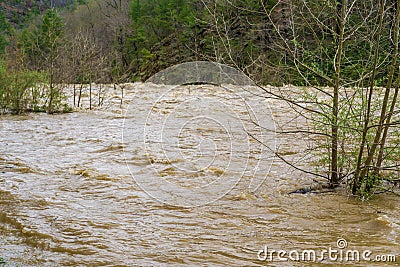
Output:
top-left (0, 83), bottom-right (399, 266)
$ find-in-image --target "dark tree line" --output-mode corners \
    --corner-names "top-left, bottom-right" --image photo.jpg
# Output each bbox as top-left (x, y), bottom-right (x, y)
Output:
top-left (1, 0), bottom-right (398, 85)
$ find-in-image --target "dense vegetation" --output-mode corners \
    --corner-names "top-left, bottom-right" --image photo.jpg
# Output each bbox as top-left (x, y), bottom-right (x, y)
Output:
top-left (0, 0), bottom-right (398, 85)
top-left (0, 0), bottom-right (399, 198)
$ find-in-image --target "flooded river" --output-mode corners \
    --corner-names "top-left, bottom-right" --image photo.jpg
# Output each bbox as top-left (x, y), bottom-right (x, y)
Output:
top-left (0, 82), bottom-right (399, 266)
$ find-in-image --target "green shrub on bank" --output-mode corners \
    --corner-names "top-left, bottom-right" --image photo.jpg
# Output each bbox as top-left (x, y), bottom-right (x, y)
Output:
top-left (0, 61), bottom-right (69, 114)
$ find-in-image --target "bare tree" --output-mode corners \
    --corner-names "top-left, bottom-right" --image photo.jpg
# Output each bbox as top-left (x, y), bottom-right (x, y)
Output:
top-left (202, 0), bottom-right (400, 196)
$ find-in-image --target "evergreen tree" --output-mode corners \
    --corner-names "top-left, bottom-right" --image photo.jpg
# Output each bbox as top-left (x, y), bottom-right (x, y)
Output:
top-left (39, 9), bottom-right (64, 61)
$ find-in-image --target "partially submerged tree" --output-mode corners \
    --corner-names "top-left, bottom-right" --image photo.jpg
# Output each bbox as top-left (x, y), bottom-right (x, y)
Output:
top-left (4, 8), bottom-right (68, 114)
top-left (203, 0), bottom-right (400, 198)
top-left (39, 9), bottom-right (65, 113)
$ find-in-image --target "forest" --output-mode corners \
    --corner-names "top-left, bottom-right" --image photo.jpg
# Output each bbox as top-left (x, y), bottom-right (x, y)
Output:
top-left (0, 0), bottom-right (396, 85)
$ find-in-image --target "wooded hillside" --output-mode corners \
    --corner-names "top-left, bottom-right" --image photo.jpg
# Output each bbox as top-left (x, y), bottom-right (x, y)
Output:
top-left (1, 0), bottom-right (398, 86)
top-left (0, 0), bottom-right (74, 26)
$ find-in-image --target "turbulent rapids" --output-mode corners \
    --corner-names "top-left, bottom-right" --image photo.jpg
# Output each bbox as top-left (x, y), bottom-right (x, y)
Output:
top-left (0, 83), bottom-right (399, 266)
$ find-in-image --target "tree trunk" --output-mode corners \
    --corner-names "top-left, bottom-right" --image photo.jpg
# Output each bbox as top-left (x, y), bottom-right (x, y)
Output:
top-left (330, 0), bottom-right (347, 187)
top-left (89, 83), bottom-right (92, 110)
top-left (352, 0), bottom-right (387, 194)
top-left (375, 0), bottom-right (400, 174)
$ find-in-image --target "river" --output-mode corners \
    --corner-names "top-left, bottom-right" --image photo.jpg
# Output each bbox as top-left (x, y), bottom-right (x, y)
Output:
top-left (0, 83), bottom-right (399, 266)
